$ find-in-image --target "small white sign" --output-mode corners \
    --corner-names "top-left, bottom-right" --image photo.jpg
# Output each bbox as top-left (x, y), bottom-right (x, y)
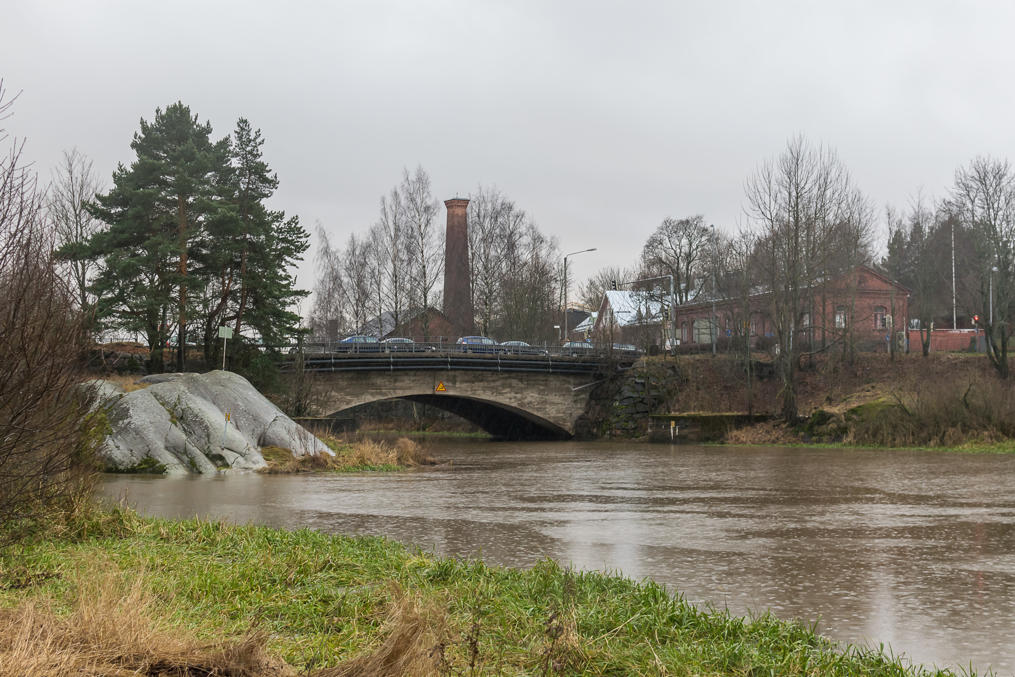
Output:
top-left (218, 326), bottom-right (234, 339)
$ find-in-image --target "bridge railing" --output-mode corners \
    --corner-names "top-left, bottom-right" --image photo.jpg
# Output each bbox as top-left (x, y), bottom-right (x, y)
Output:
top-left (273, 342), bottom-right (640, 374)
top-left (276, 341), bottom-right (642, 360)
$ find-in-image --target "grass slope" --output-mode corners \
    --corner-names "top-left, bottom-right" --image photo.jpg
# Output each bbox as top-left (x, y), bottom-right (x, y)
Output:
top-left (0, 509), bottom-right (975, 676)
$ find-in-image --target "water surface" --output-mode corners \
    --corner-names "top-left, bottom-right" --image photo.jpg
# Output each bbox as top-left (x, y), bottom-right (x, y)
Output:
top-left (102, 441), bottom-right (1015, 674)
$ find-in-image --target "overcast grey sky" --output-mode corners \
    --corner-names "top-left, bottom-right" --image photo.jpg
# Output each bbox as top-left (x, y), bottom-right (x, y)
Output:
top-left (6, 1), bottom-right (1015, 295)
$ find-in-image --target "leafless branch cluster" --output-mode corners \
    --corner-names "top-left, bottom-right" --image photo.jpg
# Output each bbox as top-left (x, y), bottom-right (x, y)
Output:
top-left (310, 176), bottom-right (561, 343)
top-left (0, 82), bottom-right (92, 545)
top-left (745, 136), bottom-right (874, 418)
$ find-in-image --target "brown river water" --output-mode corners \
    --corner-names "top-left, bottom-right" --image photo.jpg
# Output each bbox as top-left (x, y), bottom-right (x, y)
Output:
top-left (101, 441), bottom-right (1015, 674)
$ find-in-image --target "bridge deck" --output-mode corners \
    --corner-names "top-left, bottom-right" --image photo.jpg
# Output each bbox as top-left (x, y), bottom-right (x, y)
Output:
top-left (287, 352), bottom-right (628, 374)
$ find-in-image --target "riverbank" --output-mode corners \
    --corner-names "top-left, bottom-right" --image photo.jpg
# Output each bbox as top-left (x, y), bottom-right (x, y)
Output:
top-left (644, 352), bottom-right (1015, 448)
top-left (0, 509), bottom-right (977, 676)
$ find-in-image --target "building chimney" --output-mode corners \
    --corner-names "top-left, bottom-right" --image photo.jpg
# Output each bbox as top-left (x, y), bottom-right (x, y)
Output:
top-left (443, 198), bottom-right (473, 337)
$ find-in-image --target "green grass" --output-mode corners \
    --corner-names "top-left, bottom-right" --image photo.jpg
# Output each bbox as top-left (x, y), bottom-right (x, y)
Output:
top-left (0, 509), bottom-right (978, 675)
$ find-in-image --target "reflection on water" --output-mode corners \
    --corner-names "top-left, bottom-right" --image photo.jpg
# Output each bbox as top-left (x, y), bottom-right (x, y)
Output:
top-left (102, 441), bottom-right (1015, 674)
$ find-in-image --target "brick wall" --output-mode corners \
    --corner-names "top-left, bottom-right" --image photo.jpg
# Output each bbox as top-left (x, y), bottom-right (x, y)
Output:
top-left (673, 267), bottom-right (909, 350)
top-left (907, 329), bottom-right (977, 352)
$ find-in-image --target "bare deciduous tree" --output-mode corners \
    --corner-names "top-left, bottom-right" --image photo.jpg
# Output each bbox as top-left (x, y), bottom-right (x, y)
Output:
top-left (884, 192), bottom-right (943, 357)
top-left (948, 156), bottom-right (1015, 377)
top-left (401, 167), bottom-right (442, 340)
top-left (641, 215), bottom-right (711, 305)
top-left (48, 148), bottom-right (102, 313)
top-left (308, 224), bottom-right (346, 340)
top-left (498, 222), bottom-right (559, 342)
top-left (0, 83), bottom-right (92, 546)
top-left (378, 186), bottom-right (408, 330)
top-left (342, 232), bottom-right (372, 333)
top-left (746, 136), bottom-right (873, 420)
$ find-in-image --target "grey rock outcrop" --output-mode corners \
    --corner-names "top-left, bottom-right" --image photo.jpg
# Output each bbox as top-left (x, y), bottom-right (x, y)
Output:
top-left (87, 371), bottom-right (332, 474)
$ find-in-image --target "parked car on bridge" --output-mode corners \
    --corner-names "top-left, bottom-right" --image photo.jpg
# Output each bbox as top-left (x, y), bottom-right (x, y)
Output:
top-left (561, 340), bottom-right (594, 357)
top-left (381, 337), bottom-right (435, 352)
top-left (335, 335), bottom-right (381, 353)
top-left (498, 340), bottom-right (548, 355)
top-left (456, 335), bottom-right (498, 353)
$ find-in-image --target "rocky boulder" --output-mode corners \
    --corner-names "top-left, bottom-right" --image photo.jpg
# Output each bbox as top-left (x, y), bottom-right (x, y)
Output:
top-left (86, 371), bottom-right (332, 474)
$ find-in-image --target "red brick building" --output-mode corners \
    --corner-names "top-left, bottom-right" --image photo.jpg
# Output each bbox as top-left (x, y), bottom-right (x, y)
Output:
top-left (675, 266), bottom-right (910, 351)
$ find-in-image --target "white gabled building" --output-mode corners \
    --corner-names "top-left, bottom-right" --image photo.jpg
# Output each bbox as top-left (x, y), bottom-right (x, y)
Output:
top-left (591, 290), bottom-right (667, 347)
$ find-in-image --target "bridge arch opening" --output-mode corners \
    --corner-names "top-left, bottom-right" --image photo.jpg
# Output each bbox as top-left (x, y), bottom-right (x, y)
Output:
top-left (329, 395), bottom-right (571, 440)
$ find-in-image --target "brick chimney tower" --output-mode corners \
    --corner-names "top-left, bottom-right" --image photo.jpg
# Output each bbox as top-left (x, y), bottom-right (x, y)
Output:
top-left (443, 198), bottom-right (473, 337)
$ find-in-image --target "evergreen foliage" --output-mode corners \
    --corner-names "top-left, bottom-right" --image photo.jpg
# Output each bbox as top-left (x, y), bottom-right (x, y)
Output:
top-left (74, 104), bottom-right (308, 372)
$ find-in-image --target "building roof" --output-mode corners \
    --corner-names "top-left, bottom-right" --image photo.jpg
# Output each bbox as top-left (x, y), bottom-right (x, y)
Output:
top-left (573, 311), bottom-right (597, 332)
top-left (599, 290), bottom-right (664, 327)
top-left (674, 265), bottom-right (909, 312)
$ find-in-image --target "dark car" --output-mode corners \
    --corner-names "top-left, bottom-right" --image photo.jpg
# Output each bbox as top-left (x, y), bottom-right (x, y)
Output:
top-left (561, 340), bottom-right (594, 357)
top-left (498, 340), bottom-right (547, 356)
top-left (336, 335), bottom-right (381, 353)
top-left (456, 335), bottom-right (498, 354)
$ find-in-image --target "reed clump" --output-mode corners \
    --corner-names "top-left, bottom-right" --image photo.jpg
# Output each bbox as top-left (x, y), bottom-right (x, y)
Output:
top-left (259, 436), bottom-right (436, 474)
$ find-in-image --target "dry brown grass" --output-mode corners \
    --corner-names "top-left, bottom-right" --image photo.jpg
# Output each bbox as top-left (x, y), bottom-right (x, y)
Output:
top-left (101, 374), bottom-right (150, 393)
top-left (724, 420), bottom-right (801, 446)
top-left (259, 437), bottom-right (436, 474)
top-left (318, 584), bottom-right (447, 677)
top-left (0, 561), bottom-right (463, 677)
top-left (0, 563), bottom-right (294, 677)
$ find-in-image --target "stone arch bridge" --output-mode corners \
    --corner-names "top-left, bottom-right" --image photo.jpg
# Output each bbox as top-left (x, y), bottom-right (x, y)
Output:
top-left (298, 354), bottom-right (625, 439)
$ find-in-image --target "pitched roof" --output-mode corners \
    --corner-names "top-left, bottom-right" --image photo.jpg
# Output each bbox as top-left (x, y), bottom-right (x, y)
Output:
top-left (573, 311), bottom-right (597, 332)
top-left (599, 290), bottom-right (664, 327)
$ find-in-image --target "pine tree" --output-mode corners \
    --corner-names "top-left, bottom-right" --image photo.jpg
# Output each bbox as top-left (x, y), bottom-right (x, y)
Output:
top-left (225, 118), bottom-right (308, 354)
top-left (78, 108), bottom-right (307, 372)
top-left (85, 103), bottom-right (229, 372)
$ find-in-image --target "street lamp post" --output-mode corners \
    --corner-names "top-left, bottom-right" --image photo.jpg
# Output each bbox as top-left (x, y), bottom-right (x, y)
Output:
top-left (563, 248), bottom-right (596, 343)
top-left (990, 265), bottom-right (999, 326)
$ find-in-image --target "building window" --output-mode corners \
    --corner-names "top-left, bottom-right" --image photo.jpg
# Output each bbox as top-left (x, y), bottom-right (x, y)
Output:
top-left (800, 312), bottom-right (811, 328)
top-left (873, 306), bottom-right (888, 329)
top-left (681, 322), bottom-right (688, 342)
top-left (692, 318), bottom-right (715, 344)
top-left (834, 306), bottom-right (848, 329)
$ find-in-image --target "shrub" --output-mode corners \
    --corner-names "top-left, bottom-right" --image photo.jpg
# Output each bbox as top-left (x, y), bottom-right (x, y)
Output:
top-left (846, 378), bottom-right (1015, 447)
top-left (0, 87), bottom-right (93, 547)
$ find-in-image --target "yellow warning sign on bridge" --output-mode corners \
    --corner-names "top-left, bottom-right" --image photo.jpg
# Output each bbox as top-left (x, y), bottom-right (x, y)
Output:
top-left (435, 382), bottom-right (447, 392)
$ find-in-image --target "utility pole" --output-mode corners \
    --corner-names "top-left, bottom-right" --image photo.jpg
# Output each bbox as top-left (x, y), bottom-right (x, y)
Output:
top-left (711, 224), bottom-right (718, 357)
top-left (562, 247), bottom-right (596, 343)
top-left (952, 219), bottom-right (957, 329)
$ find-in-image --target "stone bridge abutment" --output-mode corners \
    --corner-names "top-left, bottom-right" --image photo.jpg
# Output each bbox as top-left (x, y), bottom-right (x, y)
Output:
top-left (312, 369), bottom-right (598, 439)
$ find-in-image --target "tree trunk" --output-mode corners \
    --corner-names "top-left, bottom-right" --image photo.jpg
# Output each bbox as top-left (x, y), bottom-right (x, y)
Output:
top-left (234, 248), bottom-right (248, 335)
top-left (920, 325), bottom-right (931, 357)
top-left (176, 194), bottom-right (188, 372)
